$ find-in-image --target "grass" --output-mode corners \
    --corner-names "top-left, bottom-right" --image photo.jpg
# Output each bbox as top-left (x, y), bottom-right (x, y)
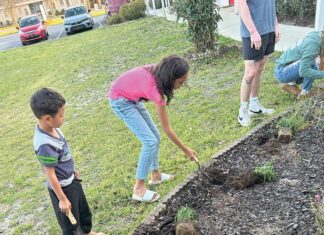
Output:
top-left (0, 17), bottom-right (300, 234)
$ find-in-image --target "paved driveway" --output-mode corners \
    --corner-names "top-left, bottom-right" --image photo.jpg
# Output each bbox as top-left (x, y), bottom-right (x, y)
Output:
top-left (0, 15), bottom-right (106, 52)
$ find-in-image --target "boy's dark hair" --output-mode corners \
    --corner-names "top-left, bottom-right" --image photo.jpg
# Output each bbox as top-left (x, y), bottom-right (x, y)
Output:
top-left (151, 54), bottom-right (189, 105)
top-left (30, 88), bottom-right (66, 119)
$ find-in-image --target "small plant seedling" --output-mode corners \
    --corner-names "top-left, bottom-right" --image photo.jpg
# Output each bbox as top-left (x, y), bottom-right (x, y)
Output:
top-left (255, 162), bottom-right (277, 182)
top-left (276, 118), bottom-right (292, 130)
top-left (175, 207), bottom-right (196, 223)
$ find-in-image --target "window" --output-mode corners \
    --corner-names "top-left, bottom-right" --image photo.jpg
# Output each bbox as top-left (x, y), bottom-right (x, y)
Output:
top-left (29, 2), bottom-right (42, 14)
top-left (66, 0), bottom-right (70, 7)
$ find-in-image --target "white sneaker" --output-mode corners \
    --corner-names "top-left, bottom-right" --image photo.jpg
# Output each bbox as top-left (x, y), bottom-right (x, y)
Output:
top-left (238, 107), bottom-right (251, 126)
top-left (249, 101), bottom-right (274, 116)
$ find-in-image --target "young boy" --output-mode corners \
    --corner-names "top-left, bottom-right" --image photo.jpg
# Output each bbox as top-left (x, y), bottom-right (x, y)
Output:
top-left (30, 88), bottom-right (104, 235)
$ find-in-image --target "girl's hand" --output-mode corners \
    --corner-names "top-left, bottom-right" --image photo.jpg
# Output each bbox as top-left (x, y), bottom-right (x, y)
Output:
top-left (184, 147), bottom-right (197, 163)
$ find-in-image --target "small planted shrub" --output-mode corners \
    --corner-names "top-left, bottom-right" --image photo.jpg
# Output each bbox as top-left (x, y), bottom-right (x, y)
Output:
top-left (255, 162), bottom-right (276, 182)
top-left (175, 207), bottom-right (196, 235)
top-left (172, 0), bottom-right (222, 52)
top-left (311, 196), bottom-right (324, 233)
top-left (119, 0), bottom-right (146, 21)
top-left (276, 118), bottom-right (292, 130)
top-left (107, 13), bottom-right (123, 25)
top-left (175, 207), bottom-right (196, 223)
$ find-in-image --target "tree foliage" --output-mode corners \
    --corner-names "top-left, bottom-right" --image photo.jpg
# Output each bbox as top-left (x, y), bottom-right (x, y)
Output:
top-left (172, 0), bottom-right (222, 52)
top-left (0, 0), bottom-right (18, 24)
top-left (276, 0), bottom-right (316, 18)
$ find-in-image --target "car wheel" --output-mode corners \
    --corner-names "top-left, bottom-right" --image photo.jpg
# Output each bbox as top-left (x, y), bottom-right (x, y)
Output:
top-left (22, 41), bottom-right (26, 46)
top-left (45, 32), bottom-right (49, 40)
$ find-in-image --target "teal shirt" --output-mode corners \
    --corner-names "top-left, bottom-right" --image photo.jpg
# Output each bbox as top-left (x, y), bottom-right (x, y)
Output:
top-left (276, 31), bottom-right (324, 80)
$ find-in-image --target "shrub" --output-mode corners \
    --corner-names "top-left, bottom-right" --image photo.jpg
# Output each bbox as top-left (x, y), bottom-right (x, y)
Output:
top-left (107, 13), bottom-right (123, 25)
top-left (276, 118), bottom-right (292, 130)
top-left (119, 0), bottom-right (146, 21)
top-left (276, 0), bottom-right (315, 18)
top-left (175, 207), bottom-right (196, 223)
top-left (172, 0), bottom-right (222, 52)
top-left (255, 162), bottom-right (276, 182)
top-left (0, 22), bottom-right (3, 27)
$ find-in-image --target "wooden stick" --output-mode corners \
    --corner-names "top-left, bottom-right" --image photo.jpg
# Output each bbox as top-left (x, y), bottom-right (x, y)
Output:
top-left (67, 210), bottom-right (77, 225)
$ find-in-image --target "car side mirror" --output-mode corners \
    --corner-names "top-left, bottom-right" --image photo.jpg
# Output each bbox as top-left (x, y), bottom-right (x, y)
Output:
top-left (61, 15), bottom-right (64, 19)
top-left (88, 9), bottom-right (91, 13)
top-left (16, 26), bottom-right (19, 30)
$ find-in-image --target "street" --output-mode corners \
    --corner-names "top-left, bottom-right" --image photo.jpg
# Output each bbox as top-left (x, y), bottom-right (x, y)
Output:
top-left (0, 15), bottom-right (106, 52)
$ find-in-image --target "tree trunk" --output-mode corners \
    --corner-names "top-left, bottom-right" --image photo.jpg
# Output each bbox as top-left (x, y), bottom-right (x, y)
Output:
top-left (9, 8), bottom-right (17, 25)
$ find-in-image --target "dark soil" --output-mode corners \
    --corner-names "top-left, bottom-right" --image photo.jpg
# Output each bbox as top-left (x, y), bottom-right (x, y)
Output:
top-left (134, 122), bottom-right (324, 234)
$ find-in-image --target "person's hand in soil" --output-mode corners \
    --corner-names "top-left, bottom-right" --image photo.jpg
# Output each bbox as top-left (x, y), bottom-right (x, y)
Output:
top-left (184, 147), bottom-right (197, 163)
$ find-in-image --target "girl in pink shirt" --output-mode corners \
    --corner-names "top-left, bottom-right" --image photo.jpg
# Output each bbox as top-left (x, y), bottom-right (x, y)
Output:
top-left (109, 55), bottom-right (197, 203)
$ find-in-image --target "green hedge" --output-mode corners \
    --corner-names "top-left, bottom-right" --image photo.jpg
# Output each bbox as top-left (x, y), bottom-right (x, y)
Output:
top-left (276, 0), bottom-right (315, 18)
top-left (119, 0), bottom-right (146, 21)
top-left (107, 13), bottom-right (123, 25)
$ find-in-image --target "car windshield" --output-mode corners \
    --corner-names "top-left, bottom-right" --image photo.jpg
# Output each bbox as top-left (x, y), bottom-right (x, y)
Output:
top-left (65, 6), bottom-right (87, 18)
top-left (19, 16), bottom-right (40, 27)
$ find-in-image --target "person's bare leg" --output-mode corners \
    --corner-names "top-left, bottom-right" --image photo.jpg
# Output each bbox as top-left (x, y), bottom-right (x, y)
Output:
top-left (151, 169), bottom-right (174, 182)
top-left (133, 179), bottom-right (158, 198)
top-left (250, 56), bottom-right (268, 98)
top-left (240, 60), bottom-right (260, 102)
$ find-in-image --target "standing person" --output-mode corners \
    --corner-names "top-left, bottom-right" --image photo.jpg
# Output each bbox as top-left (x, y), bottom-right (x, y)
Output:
top-left (237, 0), bottom-right (281, 126)
top-left (274, 30), bottom-right (324, 99)
top-left (30, 88), bottom-right (105, 235)
top-left (109, 55), bottom-right (197, 203)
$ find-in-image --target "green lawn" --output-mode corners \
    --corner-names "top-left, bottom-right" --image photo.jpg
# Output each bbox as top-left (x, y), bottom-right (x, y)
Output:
top-left (0, 17), bottom-right (298, 234)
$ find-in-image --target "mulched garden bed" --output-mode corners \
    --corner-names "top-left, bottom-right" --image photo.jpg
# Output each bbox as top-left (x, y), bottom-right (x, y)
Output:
top-left (133, 100), bottom-right (324, 234)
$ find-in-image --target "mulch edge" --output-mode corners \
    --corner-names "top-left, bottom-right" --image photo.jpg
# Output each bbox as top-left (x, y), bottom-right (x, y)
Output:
top-left (131, 106), bottom-right (297, 234)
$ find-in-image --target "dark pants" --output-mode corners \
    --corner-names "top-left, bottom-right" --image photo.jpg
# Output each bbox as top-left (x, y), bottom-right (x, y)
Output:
top-left (242, 32), bottom-right (275, 61)
top-left (48, 179), bottom-right (92, 235)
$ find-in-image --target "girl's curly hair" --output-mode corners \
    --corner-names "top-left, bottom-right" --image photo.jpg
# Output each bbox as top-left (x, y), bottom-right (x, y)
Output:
top-left (150, 55), bottom-right (189, 105)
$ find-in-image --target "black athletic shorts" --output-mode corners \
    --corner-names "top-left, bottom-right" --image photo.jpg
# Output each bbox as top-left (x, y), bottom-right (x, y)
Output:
top-left (242, 32), bottom-right (275, 61)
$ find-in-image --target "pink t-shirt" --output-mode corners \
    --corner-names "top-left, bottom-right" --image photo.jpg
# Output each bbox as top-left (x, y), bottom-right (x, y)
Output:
top-left (109, 65), bottom-right (166, 105)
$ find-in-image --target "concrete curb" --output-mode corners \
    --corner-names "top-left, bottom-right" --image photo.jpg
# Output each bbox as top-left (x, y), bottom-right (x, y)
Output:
top-left (131, 107), bottom-right (295, 234)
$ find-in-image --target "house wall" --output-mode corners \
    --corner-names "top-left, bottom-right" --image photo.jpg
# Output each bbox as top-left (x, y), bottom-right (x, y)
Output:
top-left (0, 0), bottom-right (83, 26)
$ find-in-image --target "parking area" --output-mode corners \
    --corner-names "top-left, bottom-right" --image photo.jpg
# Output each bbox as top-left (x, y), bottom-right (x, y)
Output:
top-left (0, 14), bottom-right (106, 52)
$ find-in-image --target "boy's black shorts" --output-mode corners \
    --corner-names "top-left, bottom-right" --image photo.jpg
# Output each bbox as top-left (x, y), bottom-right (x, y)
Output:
top-left (48, 179), bottom-right (92, 235)
top-left (242, 32), bottom-right (275, 61)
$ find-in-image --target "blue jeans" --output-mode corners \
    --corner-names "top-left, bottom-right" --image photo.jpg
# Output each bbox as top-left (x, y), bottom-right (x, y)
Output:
top-left (109, 98), bottom-right (160, 180)
top-left (274, 61), bottom-right (318, 92)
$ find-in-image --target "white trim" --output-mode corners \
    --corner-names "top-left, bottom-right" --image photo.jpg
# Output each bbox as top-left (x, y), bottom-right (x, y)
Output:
top-left (315, 0), bottom-right (324, 30)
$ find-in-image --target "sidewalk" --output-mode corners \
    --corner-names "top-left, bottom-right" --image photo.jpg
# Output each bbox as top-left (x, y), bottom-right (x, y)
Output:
top-left (147, 6), bottom-right (315, 52)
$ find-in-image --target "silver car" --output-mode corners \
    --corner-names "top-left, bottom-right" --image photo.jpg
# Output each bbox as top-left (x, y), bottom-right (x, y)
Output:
top-left (62, 5), bottom-right (94, 35)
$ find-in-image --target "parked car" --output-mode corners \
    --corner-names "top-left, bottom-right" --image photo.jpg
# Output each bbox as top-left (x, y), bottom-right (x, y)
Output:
top-left (17, 15), bottom-right (48, 46)
top-left (62, 5), bottom-right (94, 35)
